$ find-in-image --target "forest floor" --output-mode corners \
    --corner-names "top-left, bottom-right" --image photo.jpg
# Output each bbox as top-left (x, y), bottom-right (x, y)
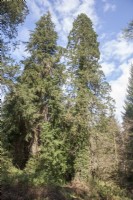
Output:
top-left (1, 180), bottom-right (133, 200)
top-left (1, 184), bottom-right (91, 200)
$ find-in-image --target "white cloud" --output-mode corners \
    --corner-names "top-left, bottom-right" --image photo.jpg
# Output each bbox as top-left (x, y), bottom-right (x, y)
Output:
top-left (74, 0), bottom-right (98, 26)
top-left (12, 28), bottom-right (30, 61)
top-left (103, 3), bottom-right (116, 12)
top-left (101, 62), bottom-right (115, 76)
top-left (102, 0), bottom-right (116, 12)
top-left (27, 0), bottom-right (42, 20)
top-left (61, 16), bottom-right (73, 33)
top-left (100, 32), bottom-right (133, 122)
top-left (12, 42), bottom-right (30, 61)
top-left (18, 27), bottom-right (30, 42)
top-left (55, 0), bottom-right (80, 13)
top-left (99, 33), bottom-right (107, 40)
top-left (101, 33), bottom-right (133, 62)
top-left (110, 58), bottom-right (133, 123)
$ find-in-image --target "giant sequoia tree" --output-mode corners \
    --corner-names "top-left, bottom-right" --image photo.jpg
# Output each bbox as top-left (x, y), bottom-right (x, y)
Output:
top-left (66, 14), bottom-right (113, 181)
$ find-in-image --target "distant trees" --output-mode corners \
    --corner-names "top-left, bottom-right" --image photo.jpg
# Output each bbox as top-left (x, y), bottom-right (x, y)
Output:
top-left (124, 20), bottom-right (133, 40)
top-left (120, 65), bottom-right (133, 188)
top-left (119, 20), bottom-right (133, 189)
top-left (123, 65), bottom-right (133, 132)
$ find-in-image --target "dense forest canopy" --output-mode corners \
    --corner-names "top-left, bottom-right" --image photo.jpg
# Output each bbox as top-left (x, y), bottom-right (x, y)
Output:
top-left (1, 1), bottom-right (133, 200)
top-left (1, 0), bottom-right (28, 39)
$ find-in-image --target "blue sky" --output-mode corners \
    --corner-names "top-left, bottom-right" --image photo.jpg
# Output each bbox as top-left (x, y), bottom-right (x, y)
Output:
top-left (13, 0), bottom-right (133, 123)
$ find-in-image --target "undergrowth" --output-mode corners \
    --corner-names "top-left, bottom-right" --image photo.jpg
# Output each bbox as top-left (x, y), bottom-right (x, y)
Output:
top-left (1, 166), bottom-right (133, 200)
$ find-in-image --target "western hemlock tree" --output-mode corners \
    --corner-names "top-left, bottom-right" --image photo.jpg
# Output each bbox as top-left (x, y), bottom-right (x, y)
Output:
top-left (21, 12), bottom-right (65, 155)
top-left (2, 12), bottom-right (66, 175)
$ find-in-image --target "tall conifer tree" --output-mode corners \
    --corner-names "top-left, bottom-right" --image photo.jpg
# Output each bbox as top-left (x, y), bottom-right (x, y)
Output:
top-left (66, 14), bottom-right (113, 180)
top-left (21, 12), bottom-right (65, 155)
top-left (2, 12), bottom-right (65, 170)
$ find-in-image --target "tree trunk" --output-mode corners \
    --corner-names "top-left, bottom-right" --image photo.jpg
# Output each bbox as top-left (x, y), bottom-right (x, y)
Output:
top-left (31, 130), bottom-right (39, 155)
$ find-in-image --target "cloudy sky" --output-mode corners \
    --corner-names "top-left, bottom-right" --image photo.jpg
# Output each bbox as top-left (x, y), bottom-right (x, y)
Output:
top-left (13, 0), bottom-right (133, 123)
